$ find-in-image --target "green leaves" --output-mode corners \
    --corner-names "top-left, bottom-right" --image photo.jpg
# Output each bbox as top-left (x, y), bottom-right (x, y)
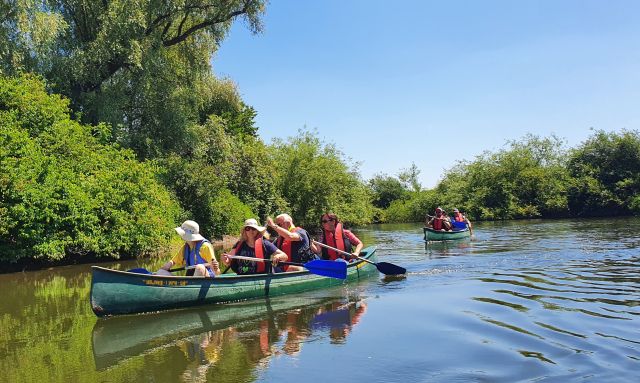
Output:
top-left (567, 129), bottom-right (640, 216)
top-left (0, 74), bottom-right (182, 264)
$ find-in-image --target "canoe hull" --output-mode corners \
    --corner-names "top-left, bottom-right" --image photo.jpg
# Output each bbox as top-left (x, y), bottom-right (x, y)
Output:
top-left (90, 246), bottom-right (378, 316)
top-left (423, 227), bottom-right (470, 241)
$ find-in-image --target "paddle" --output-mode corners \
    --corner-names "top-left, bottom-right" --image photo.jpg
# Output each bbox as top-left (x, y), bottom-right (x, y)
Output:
top-left (312, 241), bottom-right (406, 276)
top-left (225, 254), bottom-right (347, 280)
top-left (127, 263), bottom-right (213, 275)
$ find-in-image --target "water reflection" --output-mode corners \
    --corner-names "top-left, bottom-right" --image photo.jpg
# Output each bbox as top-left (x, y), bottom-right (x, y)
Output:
top-left (92, 294), bottom-right (368, 376)
top-left (424, 237), bottom-right (472, 257)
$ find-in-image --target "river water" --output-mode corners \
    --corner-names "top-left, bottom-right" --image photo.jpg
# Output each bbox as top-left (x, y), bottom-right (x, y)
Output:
top-left (0, 218), bottom-right (638, 382)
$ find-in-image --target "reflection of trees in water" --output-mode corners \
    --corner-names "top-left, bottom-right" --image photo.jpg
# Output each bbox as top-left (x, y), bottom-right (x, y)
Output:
top-left (174, 298), bottom-right (369, 381)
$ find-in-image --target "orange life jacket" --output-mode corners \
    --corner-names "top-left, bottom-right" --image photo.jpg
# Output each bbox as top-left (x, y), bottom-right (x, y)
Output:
top-left (433, 217), bottom-right (444, 230)
top-left (322, 223), bottom-right (350, 260)
top-left (275, 226), bottom-right (301, 271)
top-left (234, 237), bottom-right (265, 273)
top-left (454, 212), bottom-right (465, 222)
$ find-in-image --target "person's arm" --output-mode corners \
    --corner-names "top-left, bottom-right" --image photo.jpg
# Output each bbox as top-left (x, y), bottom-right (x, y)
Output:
top-left (310, 233), bottom-right (322, 254)
top-left (202, 243), bottom-right (220, 275)
top-left (222, 242), bottom-right (239, 266)
top-left (162, 247), bottom-right (183, 270)
top-left (264, 240), bottom-right (288, 266)
top-left (266, 217), bottom-right (301, 241)
top-left (271, 249), bottom-right (288, 266)
top-left (344, 230), bottom-right (364, 257)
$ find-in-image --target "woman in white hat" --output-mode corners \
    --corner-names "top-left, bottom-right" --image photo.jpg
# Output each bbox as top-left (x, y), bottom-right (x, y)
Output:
top-left (222, 218), bottom-right (287, 275)
top-left (157, 220), bottom-right (220, 277)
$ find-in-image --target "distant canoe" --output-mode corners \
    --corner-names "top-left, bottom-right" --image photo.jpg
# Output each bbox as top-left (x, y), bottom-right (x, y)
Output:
top-left (90, 246), bottom-right (378, 316)
top-left (423, 227), bottom-right (470, 241)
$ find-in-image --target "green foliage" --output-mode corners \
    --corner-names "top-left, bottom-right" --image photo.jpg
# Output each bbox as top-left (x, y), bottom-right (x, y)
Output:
top-left (385, 189), bottom-right (440, 223)
top-left (434, 134), bottom-right (571, 220)
top-left (0, 74), bottom-right (182, 263)
top-left (269, 130), bottom-right (374, 228)
top-left (567, 129), bottom-right (640, 216)
top-left (2, 1), bottom-right (266, 160)
top-left (369, 174), bottom-right (409, 209)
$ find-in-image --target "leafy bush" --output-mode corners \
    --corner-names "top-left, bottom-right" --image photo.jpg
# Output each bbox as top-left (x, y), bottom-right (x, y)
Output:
top-left (0, 74), bottom-right (182, 263)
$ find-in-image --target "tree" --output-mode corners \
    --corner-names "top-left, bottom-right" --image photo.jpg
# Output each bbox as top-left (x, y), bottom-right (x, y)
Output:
top-left (270, 130), bottom-right (374, 228)
top-left (1, 1), bottom-right (266, 159)
top-left (567, 129), bottom-right (640, 216)
top-left (398, 162), bottom-right (422, 192)
top-left (369, 174), bottom-right (408, 209)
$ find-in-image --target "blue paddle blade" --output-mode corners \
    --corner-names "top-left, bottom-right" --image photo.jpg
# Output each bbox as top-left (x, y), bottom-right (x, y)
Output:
top-left (451, 221), bottom-right (467, 230)
top-left (127, 268), bottom-right (153, 274)
top-left (303, 260), bottom-right (347, 279)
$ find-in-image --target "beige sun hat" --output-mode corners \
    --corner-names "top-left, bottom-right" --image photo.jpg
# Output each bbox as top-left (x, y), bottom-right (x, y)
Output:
top-left (174, 220), bottom-right (205, 242)
top-left (243, 218), bottom-right (266, 233)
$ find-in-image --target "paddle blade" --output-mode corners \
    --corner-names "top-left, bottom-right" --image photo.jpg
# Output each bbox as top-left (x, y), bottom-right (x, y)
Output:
top-left (127, 268), bottom-right (153, 274)
top-left (376, 262), bottom-right (406, 276)
top-left (303, 260), bottom-right (347, 279)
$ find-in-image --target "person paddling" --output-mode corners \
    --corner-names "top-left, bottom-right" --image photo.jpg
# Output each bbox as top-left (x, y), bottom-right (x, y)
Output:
top-left (311, 212), bottom-right (363, 261)
top-left (157, 220), bottom-right (220, 277)
top-left (452, 208), bottom-right (473, 235)
top-left (222, 218), bottom-right (288, 275)
top-left (267, 213), bottom-right (317, 272)
top-left (427, 207), bottom-right (452, 231)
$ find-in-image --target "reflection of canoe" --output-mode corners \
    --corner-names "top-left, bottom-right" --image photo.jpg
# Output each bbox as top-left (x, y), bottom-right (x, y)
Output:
top-left (92, 295), bottom-right (340, 370)
top-left (423, 227), bottom-right (470, 241)
top-left (90, 246), bottom-right (378, 316)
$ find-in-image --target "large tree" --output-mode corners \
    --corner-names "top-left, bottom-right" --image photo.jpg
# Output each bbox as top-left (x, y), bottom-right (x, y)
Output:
top-left (1, 0), bottom-right (266, 158)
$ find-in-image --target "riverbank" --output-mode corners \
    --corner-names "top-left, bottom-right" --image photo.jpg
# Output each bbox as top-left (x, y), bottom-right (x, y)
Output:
top-left (0, 234), bottom-right (240, 274)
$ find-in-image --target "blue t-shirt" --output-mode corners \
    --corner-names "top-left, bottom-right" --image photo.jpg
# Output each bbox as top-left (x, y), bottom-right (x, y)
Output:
top-left (231, 240), bottom-right (278, 275)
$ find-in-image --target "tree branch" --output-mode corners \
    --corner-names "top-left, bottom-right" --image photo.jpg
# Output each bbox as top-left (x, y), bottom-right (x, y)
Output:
top-left (162, 8), bottom-right (247, 47)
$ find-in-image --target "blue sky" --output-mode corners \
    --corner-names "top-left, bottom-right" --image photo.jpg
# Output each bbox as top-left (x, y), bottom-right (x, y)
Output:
top-left (214, 0), bottom-right (640, 187)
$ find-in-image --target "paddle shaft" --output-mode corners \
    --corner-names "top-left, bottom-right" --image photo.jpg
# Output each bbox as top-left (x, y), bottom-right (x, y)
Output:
top-left (225, 254), bottom-right (302, 266)
top-left (169, 262), bottom-right (214, 272)
top-left (312, 241), bottom-right (374, 265)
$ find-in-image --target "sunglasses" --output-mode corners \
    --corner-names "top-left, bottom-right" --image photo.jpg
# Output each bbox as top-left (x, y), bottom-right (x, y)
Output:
top-left (244, 227), bottom-right (258, 232)
top-left (321, 218), bottom-right (335, 223)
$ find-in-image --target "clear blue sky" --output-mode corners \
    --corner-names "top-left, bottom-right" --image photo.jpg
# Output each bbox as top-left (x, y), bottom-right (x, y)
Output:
top-left (214, 0), bottom-right (640, 187)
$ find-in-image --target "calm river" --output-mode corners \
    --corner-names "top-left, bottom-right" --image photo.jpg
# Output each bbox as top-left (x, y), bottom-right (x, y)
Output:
top-left (1, 218), bottom-right (638, 382)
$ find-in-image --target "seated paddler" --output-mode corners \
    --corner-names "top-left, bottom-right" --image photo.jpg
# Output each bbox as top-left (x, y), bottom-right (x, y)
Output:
top-left (222, 218), bottom-right (288, 275)
top-left (266, 213), bottom-right (318, 272)
top-left (157, 220), bottom-right (220, 277)
top-left (310, 212), bottom-right (363, 262)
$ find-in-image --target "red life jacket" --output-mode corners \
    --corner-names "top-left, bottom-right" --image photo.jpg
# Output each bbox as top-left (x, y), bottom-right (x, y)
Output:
top-left (234, 238), bottom-right (265, 273)
top-left (323, 223), bottom-right (348, 261)
top-left (276, 226), bottom-right (299, 260)
top-left (275, 226), bottom-right (302, 271)
top-left (433, 217), bottom-right (444, 230)
top-left (454, 212), bottom-right (465, 222)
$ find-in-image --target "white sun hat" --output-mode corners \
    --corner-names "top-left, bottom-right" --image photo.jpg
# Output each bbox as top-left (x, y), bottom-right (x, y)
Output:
top-left (174, 220), bottom-right (205, 242)
top-left (243, 218), bottom-right (266, 233)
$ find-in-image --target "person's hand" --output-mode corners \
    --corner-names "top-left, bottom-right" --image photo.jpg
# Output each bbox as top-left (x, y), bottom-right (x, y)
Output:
top-left (210, 258), bottom-right (219, 269)
top-left (272, 257), bottom-right (280, 267)
top-left (266, 217), bottom-right (276, 229)
top-left (162, 261), bottom-right (173, 270)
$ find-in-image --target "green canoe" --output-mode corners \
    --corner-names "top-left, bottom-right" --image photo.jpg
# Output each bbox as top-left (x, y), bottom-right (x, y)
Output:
top-left (423, 227), bottom-right (470, 241)
top-left (90, 246), bottom-right (378, 316)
